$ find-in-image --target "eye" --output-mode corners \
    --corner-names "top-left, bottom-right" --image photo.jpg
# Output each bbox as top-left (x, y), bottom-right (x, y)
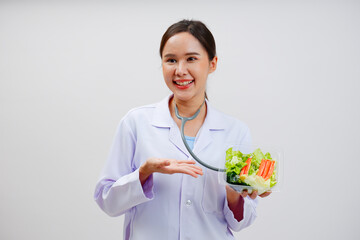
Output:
top-left (166, 59), bottom-right (177, 63)
top-left (187, 57), bottom-right (197, 62)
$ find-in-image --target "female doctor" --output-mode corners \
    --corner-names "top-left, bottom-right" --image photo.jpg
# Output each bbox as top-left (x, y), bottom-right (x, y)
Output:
top-left (94, 20), bottom-right (270, 240)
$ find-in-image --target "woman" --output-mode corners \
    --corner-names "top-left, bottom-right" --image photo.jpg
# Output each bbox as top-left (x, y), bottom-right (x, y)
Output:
top-left (94, 19), bottom-right (269, 240)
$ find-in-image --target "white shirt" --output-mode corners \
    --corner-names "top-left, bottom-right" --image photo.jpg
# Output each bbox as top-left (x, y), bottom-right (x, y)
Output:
top-left (94, 95), bottom-right (258, 240)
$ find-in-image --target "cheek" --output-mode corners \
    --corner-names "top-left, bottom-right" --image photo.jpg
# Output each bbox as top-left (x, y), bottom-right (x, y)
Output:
top-left (199, 64), bottom-right (211, 77)
top-left (162, 65), bottom-right (174, 79)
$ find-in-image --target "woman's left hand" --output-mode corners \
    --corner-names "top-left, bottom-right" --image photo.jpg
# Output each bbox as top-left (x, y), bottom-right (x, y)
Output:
top-left (226, 186), bottom-right (271, 222)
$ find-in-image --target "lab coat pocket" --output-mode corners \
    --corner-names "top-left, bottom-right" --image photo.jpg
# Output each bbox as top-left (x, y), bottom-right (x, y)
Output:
top-left (201, 170), bottom-right (224, 214)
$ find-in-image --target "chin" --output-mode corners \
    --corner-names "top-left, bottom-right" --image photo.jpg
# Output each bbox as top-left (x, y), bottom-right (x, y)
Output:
top-left (173, 92), bottom-right (202, 103)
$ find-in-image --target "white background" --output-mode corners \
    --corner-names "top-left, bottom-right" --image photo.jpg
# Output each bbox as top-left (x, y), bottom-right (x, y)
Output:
top-left (1, 1), bottom-right (359, 239)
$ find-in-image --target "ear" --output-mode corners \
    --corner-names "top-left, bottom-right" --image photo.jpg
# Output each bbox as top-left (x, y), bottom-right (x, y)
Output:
top-left (209, 56), bottom-right (218, 74)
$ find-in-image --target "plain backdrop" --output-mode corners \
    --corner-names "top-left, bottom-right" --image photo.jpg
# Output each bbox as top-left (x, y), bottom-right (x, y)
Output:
top-left (1, 1), bottom-right (359, 239)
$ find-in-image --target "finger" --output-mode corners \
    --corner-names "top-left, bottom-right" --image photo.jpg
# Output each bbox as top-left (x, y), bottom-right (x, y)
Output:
top-left (241, 190), bottom-right (248, 198)
top-left (259, 191), bottom-right (272, 198)
top-left (180, 166), bottom-right (203, 177)
top-left (179, 168), bottom-right (199, 178)
top-left (176, 159), bottom-right (197, 164)
top-left (182, 164), bottom-right (203, 173)
top-left (194, 169), bottom-right (203, 175)
top-left (175, 163), bottom-right (203, 174)
top-left (161, 165), bottom-right (200, 177)
top-left (249, 190), bottom-right (258, 199)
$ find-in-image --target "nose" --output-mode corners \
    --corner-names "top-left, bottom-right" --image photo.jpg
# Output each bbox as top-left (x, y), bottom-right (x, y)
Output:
top-left (175, 61), bottom-right (188, 76)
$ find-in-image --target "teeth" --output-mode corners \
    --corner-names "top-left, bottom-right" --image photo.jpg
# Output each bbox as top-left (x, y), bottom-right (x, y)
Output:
top-left (176, 80), bottom-right (193, 86)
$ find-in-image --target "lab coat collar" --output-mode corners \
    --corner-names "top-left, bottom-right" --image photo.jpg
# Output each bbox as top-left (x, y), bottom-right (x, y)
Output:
top-left (151, 95), bottom-right (226, 131)
top-left (151, 95), bottom-right (226, 158)
top-left (150, 95), bottom-right (173, 128)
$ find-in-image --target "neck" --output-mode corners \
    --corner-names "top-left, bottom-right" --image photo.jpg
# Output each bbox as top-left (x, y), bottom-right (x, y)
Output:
top-left (171, 95), bottom-right (206, 118)
top-left (169, 94), bottom-right (207, 137)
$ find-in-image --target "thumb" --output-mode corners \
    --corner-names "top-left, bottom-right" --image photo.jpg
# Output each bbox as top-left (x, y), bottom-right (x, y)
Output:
top-left (161, 160), bottom-right (170, 167)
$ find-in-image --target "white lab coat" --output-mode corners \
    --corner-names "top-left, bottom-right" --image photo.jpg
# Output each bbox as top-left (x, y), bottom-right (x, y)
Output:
top-left (94, 95), bottom-right (258, 240)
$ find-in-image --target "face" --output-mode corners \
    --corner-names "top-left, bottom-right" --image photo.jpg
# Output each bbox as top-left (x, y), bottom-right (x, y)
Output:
top-left (161, 32), bottom-right (217, 104)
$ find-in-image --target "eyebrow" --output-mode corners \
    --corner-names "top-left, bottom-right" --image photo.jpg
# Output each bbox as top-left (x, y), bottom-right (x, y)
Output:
top-left (163, 52), bottom-right (200, 58)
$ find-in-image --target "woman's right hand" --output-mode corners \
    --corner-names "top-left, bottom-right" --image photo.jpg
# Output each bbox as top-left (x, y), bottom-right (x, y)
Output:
top-left (139, 158), bottom-right (203, 185)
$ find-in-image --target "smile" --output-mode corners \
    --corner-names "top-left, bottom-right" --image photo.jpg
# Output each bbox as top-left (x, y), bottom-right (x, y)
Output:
top-left (174, 80), bottom-right (194, 86)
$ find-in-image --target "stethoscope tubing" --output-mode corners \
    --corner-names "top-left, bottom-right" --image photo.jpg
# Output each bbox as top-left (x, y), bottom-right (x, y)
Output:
top-left (174, 101), bottom-right (226, 172)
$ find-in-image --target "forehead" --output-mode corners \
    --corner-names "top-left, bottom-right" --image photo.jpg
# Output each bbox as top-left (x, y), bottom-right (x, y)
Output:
top-left (162, 32), bottom-right (206, 55)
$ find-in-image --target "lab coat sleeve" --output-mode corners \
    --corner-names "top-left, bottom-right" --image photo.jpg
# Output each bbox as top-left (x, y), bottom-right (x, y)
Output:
top-left (94, 117), bottom-right (154, 217)
top-left (223, 123), bottom-right (258, 231)
top-left (223, 196), bottom-right (258, 231)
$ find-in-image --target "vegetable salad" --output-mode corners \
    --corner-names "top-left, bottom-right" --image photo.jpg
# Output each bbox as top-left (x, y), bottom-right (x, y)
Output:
top-left (225, 147), bottom-right (277, 194)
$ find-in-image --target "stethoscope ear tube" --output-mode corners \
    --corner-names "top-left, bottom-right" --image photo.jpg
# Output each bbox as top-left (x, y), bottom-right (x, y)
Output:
top-left (175, 102), bottom-right (226, 172)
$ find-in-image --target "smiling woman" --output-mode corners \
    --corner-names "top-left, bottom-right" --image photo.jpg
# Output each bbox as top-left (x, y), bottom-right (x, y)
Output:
top-left (94, 19), bottom-right (264, 240)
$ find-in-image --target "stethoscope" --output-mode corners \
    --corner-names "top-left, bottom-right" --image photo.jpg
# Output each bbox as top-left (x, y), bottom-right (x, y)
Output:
top-left (174, 99), bottom-right (226, 172)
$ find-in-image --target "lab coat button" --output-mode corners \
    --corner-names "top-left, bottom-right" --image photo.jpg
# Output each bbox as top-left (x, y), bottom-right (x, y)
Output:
top-left (185, 200), bottom-right (192, 206)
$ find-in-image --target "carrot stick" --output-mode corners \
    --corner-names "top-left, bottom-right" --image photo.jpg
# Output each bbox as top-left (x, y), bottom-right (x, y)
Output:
top-left (257, 159), bottom-right (266, 176)
top-left (240, 158), bottom-right (252, 175)
top-left (246, 158), bottom-right (252, 174)
top-left (264, 161), bottom-right (275, 181)
top-left (240, 167), bottom-right (245, 175)
top-left (261, 160), bottom-right (271, 178)
top-left (244, 158), bottom-right (252, 174)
